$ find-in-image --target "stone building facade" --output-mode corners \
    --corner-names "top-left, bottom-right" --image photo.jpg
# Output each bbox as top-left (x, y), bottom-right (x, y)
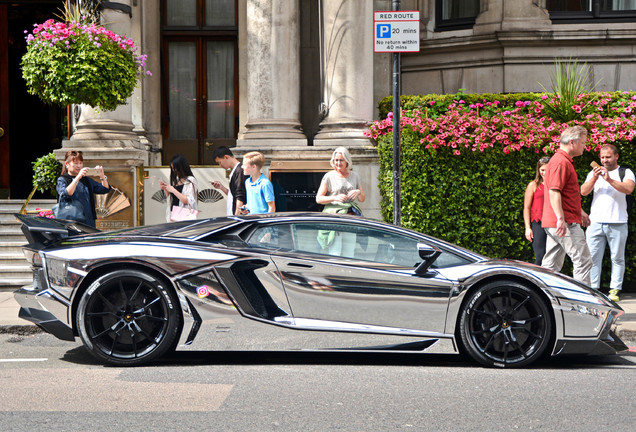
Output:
top-left (1, 0), bottom-right (635, 223)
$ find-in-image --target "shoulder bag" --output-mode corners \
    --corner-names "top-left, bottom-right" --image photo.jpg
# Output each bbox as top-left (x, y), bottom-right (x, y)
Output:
top-left (170, 205), bottom-right (199, 222)
top-left (52, 199), bottom-right (87, 223)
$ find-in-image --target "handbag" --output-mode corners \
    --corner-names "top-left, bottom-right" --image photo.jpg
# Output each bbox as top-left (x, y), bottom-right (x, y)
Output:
top-left (52, 199), bottom-right (87, 223)
top-left (170, 205), bottom-right (199, 222)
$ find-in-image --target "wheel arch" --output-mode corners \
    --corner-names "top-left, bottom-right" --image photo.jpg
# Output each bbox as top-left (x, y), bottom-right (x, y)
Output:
top-left (70, 261), bottom-right (183, 338)
top-left (452, 274), bottom-right (557, 358)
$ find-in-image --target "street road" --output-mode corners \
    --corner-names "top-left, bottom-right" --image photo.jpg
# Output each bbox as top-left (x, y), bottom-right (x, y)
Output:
top-left (1, 332), bottom-right (635, 432)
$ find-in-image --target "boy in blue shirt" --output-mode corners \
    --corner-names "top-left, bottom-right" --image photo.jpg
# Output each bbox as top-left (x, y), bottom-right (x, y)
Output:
top-left (240, 151), bottom-right (276, 214)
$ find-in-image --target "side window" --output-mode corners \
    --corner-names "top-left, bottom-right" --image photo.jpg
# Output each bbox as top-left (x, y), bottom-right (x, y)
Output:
top-left (246, 224), bottom-right (293, 250)
top-left (290, 223), bottom-right (421, 267)
top-left (246, 222), bottom-right (474, 269)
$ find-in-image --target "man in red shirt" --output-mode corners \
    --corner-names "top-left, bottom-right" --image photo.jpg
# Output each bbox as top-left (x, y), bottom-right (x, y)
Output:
top-left (541, 125), bottom-right (593, 285)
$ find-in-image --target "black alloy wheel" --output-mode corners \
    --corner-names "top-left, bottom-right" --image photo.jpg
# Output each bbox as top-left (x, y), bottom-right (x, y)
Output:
top-left (76, 270), bottom-right (180, 366)
top-left (459, 281), bottom-right (552, 368)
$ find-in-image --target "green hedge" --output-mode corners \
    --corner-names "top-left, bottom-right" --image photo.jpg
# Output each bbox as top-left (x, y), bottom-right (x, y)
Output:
top-left (376, 92), bottom-right (636, 290)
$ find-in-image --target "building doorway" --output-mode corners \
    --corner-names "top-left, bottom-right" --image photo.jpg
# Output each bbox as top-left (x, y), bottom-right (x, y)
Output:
top-left (0, 1), bottom-right (64, 199)
top-left (161, 0), bottom-right (238, 166)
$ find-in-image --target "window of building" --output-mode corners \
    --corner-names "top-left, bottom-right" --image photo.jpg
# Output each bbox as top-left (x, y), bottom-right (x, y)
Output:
top-left (435, 0), bottom-right (481, 31)
top-left (161, 0), bottom-right (238, 165)
top-left (548, 0), bottom-right (636, 21)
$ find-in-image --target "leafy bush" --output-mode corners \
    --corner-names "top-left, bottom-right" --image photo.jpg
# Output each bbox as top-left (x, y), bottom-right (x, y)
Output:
top-left (32, 152), bottom-right (62, 197)
top-left (372, 91), bottom-right (636, 289)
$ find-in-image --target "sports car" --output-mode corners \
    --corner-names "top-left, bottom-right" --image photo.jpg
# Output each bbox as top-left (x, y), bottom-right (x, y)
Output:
top-left (14, 212), bottom-right (627, 368)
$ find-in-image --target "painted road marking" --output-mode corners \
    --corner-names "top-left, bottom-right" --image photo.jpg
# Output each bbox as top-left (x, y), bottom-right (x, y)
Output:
top-left (0, 358), bottom-right (48, 362)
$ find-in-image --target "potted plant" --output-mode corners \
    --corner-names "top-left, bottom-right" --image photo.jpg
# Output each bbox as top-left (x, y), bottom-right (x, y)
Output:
top-left (20, 4), bottom-right (150, 111)
top-left (20, 152), bottom-right (62, 215)
top-left (32, 152), bottom-right (62, 197)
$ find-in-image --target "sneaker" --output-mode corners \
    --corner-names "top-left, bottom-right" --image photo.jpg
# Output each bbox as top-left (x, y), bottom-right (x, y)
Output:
top-left (608, 289), bottom-right (620, 302)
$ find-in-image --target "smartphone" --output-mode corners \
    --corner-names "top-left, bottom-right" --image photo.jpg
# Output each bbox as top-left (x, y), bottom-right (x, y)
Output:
top-left (590, 161), bottom-right (601, 169)
top-left (86, 167), bottom-right (100, 176)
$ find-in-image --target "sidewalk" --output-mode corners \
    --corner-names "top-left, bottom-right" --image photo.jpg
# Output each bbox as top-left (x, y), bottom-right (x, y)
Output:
top-left (1, 288), bottom-right (635, 341)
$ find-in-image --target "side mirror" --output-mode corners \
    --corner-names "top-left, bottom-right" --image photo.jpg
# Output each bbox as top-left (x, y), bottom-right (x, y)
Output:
top-left (414, 243), bottom-right (442, 275)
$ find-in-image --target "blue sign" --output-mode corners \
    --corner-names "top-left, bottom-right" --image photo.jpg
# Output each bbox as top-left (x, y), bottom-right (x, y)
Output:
top-left (376, 24), bottom-right (391, 39)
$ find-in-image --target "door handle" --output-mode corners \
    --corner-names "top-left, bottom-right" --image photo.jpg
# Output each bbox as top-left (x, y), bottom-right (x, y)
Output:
top-left (287, 262), bottom-right (314, 269)
top-left (0, 127), bottom-right (4, 138)
top-left (205, 141), bottom-right (213, 148)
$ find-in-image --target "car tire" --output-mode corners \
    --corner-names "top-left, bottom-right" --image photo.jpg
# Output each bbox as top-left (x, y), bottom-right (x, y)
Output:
top-left (458, 281), bottom-right (552, 368)
top-left (76, 269), bottom-right (180, 366)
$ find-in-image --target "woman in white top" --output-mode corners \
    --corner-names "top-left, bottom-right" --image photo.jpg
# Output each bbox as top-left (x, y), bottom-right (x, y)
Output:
top-left (315, 147), bottom-right (366, 256)
top-left (316, 146), bottom-right (366, 211)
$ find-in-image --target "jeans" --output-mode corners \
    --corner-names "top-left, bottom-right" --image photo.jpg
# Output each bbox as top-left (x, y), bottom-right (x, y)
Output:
top-left (531, 221), bottom-right (547, 265)
top-left (542, 224), bottom-right (593, 286)
top-left (586, 222), bottom-right (628, 291)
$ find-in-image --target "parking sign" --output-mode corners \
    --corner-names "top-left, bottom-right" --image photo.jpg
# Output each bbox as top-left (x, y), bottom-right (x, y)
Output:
top-left (377, 23), bottom-right (391, 39)
top-left (374, 11), bottom-right (420, 53)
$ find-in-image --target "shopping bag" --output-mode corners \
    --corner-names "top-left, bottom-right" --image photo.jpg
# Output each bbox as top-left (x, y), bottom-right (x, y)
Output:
top-left (170, 205), bottom-right (199, 222)
top-left (52, 199), bottom-right (87, 223)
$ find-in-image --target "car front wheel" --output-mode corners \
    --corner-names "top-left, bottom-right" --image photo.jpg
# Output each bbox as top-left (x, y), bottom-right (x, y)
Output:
top-left (76, 270), bottom-right (180, 366)
top-left (458, 281), bottom-right (552, 368)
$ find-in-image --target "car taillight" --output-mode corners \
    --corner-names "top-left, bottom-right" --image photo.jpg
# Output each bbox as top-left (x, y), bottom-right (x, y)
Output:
top-left (23, 248), bottom-right (42, 267)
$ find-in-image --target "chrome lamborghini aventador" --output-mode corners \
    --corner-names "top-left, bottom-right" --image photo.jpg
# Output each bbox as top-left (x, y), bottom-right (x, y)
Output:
top-left (14, 212), bottom-right (627, 367)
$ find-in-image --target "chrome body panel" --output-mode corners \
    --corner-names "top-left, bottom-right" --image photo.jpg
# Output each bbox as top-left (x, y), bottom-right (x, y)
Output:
top-left (12, 212), bottom-right (626, 364)
top-left (272, 255), bottom-right (452, 332)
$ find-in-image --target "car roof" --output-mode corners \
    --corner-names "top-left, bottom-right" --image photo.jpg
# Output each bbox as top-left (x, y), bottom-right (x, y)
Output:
top-left (90, 212), bottom-right (363, 240)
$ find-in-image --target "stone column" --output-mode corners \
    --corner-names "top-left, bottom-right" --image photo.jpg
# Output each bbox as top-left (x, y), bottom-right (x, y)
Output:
top-left (237, 0), bottom-right (307, 148)
top-left (313, 0), bottom-right (374, 147)
top-left (59, 0), bottom-right (147, 169)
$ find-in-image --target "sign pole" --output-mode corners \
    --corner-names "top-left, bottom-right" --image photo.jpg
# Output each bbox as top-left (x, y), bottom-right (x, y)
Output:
top-left (373, 4), bottom-right (419, 226)
top-left (392, 0), bottom-right (401, 226)
top-left (392, 53), bottom-right (401, 226)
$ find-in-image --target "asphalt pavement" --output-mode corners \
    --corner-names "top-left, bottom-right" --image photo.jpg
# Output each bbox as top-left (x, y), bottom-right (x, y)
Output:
top-left (1, 288), bottom-right (635, 342)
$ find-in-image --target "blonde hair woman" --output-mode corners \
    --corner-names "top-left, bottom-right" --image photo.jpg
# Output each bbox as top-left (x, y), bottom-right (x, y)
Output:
top-left (315, 147), bottom-right (366, 256)
top-left (316, 147), bottom-right (365, 211)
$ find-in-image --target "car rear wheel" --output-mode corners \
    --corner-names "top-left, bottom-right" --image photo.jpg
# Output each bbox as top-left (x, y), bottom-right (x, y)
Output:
top-left (458, 281), bottom-right (552, 368)
top-left (76, 270), bottom-right (180, 366)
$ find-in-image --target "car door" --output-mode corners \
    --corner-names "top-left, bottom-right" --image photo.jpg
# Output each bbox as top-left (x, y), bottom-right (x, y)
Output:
top-left (245, 221), bottom-right (455, 334)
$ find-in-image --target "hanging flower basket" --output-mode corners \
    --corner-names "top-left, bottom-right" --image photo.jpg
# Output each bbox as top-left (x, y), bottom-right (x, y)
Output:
top-left (21, 19), bottom-right (150, 112)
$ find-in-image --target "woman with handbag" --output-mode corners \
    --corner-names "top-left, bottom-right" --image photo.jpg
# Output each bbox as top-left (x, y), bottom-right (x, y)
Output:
top-left (160, 154), bottom-right (199, 222)
top-left (55, 150), bottom-right (111, 228)
top-left (315, 147), bottom-right (365, 256)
